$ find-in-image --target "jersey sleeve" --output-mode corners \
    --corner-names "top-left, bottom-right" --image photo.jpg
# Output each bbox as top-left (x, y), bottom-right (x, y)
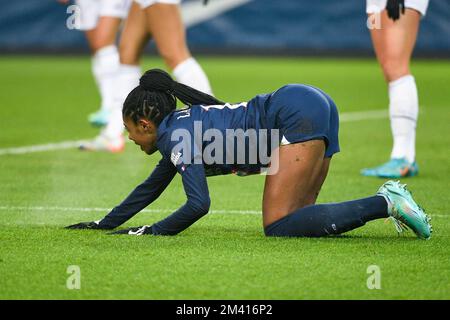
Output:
top-left (159, 123), bottom-right (203, 175)
top-left (98, 157), bottom-right (177, 229)
top-left (151, 161), bottom-right (211, 235)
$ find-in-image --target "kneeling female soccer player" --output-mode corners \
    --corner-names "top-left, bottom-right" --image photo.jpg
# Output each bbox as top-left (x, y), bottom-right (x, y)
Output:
top-left (66, 69), bottom-right (432, 239)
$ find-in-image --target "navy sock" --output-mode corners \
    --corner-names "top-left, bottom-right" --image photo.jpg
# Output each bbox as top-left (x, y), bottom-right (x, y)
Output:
top-left (264, 196), bottom-right (388, 237)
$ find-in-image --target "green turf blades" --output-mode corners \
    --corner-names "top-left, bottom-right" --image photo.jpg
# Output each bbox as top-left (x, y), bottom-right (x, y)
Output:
top-left (377, 180), bottom-right (432, 239)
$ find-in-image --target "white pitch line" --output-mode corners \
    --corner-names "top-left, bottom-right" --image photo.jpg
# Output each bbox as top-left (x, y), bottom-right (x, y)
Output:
top-left (0, 205), bottom-right (447, 218)
top-left (0, 139), bottom-right (88, 155)
top-left (339, 109), bottom-right (387, 122)
top-left (0, 109), bottom-right (388, 156)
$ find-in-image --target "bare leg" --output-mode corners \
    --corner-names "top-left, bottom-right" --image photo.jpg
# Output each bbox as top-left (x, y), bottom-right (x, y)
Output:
top-left (370, 9), bottom-right (420, 82)
top-left (262, 140), bottom-right (326, 228)
top-left (82, 4), bottom-right (146, 151)
top-left (305, 157), bottom-right (330, 205)
top-left (144, 3), bottom-right (191, 69)
top-left (119, 1), bottom-right (150, 65)
top-left (84, 16), bottom-right (122, 122)
top-left (263, 141), bottom-right (390, 237)
top-left (142, 3), bottom-right (212, 93)
top-left (84, 16), bottom-right (122, 53)
top-left (362, 8), bottom-right (421, 174)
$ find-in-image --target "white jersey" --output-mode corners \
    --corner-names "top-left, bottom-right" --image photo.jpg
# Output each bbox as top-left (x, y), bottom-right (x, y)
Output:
top-left (134, 0), bottom-right (181, 9)
top-left (366, 0), bottom-right (429, 16)
top-left (75, 0), bottom-right (132, 31)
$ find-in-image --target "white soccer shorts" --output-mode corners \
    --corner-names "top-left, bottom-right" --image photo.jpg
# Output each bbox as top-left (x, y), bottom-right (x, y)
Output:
top-left (134, 0), bottom-right (181, 9)
top-left (366, 0), bottom-right (429, 16)
top-left (75, 0), bottom-right (132, 31)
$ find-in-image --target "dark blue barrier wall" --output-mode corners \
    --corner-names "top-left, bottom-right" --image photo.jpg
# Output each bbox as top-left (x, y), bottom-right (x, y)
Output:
top-left (0, 0), bottom-right (449, 55)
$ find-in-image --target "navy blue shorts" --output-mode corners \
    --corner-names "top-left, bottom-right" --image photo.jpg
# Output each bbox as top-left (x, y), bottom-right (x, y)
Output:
top-left (265, 84), bottom-right (340, 158)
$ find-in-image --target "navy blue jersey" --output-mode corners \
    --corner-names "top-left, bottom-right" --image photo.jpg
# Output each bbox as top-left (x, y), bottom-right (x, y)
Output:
top-left (100, 84), bottom-right (340, 235)
top-left (156, 94), bottom-right (277, 178)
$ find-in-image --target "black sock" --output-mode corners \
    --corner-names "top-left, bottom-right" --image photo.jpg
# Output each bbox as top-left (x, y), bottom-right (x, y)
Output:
top-left (264, 196), bottom-right (388, 237)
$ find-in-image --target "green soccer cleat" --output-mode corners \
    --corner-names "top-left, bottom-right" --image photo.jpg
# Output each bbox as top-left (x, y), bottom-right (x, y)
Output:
top-left (88, 109), bottom-right (110, 127)
top-left (361, 158), bottom-right (419, 178)
top-left (377, 180), bottom-right (432, 239)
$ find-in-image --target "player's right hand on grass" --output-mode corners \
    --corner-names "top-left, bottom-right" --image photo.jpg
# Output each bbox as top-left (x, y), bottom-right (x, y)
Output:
top-left (65, 221), bottom-right (111, 230)
top-left (108, 225), bottom-right (153, 235)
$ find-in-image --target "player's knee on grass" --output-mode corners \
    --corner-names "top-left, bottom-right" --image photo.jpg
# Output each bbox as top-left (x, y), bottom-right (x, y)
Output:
top-left (263, 206), bottom-right (336, 238)
top-left (263, 206), bottom-right (363, 238)
top-left (263, 196), bottom-right (388, 238)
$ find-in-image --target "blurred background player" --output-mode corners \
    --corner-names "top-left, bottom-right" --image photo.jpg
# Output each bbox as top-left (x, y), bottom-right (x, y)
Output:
top-left (80, 0), bottom-right (213, 152)
top-left (58, 0), bottom-right (132, 131)
top-left (362, 0), bottom-right (429, 178)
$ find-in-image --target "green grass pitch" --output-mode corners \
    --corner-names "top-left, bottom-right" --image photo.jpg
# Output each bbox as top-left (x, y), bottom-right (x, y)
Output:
top-left (0, 56), bottom-right (449, 299)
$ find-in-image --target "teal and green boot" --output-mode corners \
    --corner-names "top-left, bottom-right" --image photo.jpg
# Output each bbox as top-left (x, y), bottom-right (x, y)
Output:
top-left (88, 109), bottom-right (110, 127)
top-left (377, 180), bottom-right (432, 239)
top-left (361, 158), bottom-right (418, 178)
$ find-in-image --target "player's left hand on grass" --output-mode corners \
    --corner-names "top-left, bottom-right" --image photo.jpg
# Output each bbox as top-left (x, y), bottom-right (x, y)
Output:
top-left (108, 225), bottom-right (153, 236)
top-left (386, 0), bottom-right (405, 21)
top-left (65, 221), bottom-right (110, 230)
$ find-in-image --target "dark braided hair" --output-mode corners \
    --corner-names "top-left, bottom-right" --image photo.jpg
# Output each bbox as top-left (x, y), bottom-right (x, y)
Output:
top-left (123, 69), bottom-right (224, 126)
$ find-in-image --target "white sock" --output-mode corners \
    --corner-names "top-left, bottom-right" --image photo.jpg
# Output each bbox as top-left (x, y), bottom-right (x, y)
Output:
top-left (92, 45), bottom-right (120, 113)
top-left (103, 64), bottom-right (141, 141)
top-left (173, 57), bottom-right (213, 95)
top-left (388, 74), bottom-right (419, 163)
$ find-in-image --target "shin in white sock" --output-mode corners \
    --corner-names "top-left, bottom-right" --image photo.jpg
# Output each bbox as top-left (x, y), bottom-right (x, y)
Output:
top-left (388, 74), bottom-right (419, 163)
top-left (92, 45), bottom-right (120, 113)
top-left (103, 64), bottom-right (141, 141)
top-left (173, 57), bottom-right (212, 95)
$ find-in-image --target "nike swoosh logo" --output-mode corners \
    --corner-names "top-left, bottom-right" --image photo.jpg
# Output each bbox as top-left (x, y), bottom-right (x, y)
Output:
top-left (128, 226), bottom-right (149, 236)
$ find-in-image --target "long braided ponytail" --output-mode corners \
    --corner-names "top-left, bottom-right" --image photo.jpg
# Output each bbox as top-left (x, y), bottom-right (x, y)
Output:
top-left (123, 69), bottom-right (224, 126)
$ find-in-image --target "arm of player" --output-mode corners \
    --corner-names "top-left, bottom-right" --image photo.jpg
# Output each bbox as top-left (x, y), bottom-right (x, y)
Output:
top-left (110, 162), bottom-right (210, 235)
top-left (65, 158), bottom-right (177, 230)
top-left (152, 163), bottom-right (211, 235)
